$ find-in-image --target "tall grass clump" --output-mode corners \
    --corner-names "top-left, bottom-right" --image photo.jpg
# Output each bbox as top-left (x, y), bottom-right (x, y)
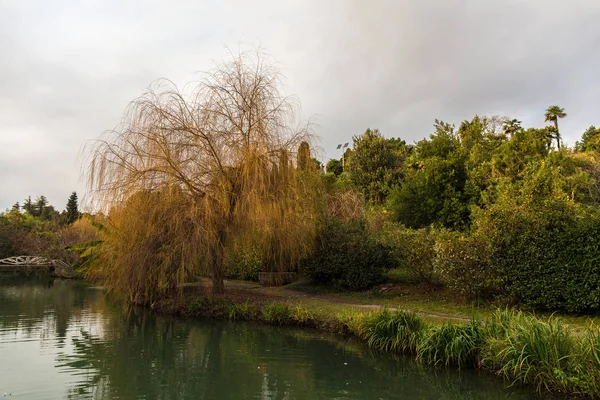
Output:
top-left (480, 310), bottom-right (578, 393)
top-left (576, 323), bottom-right (600, 396)
top-left (358, 309), bottom-right (427, 354)
top-left (417, 320), bottom-right (482, 368)
top-left (291, 305), bottom-right (316, 326)
top-left (262, 303), bottom-right (292, 325)
top-left (227, 301), bottom-right (254, 322)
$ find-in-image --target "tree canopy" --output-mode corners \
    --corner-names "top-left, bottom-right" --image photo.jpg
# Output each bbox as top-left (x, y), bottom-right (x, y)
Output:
top-left (85, 51), bottom-right (320, 300)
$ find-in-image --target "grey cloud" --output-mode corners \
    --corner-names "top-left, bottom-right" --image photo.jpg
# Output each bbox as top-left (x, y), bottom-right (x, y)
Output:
top-left (1, 0), bottom-right (600, 209)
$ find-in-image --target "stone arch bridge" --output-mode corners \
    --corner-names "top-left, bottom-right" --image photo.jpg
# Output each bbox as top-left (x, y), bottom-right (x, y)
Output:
top-left (0, 256), bottom-right (75, 278)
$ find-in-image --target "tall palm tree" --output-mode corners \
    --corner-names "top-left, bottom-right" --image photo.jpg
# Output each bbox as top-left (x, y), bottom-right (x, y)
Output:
top-left (544, 105), bottom-right (567, 149)
top-left (502, 118), bottom-right (522, 138)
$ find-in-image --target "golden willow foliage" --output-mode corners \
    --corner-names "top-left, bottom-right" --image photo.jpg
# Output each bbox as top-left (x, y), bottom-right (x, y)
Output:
top-left (85, 51), bottom-right (320, 302)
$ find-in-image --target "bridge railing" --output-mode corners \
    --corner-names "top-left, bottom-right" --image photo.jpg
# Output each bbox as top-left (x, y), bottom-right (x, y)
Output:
top-left (0, 256), bottom-right (75, 278)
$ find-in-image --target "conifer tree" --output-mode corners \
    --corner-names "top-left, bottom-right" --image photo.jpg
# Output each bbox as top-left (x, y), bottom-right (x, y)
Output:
top-left (66, 192), bottom-right (79, 224)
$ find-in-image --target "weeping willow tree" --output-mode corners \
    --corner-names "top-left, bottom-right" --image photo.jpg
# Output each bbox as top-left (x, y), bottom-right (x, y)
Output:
top-left (85, 51), bottom-right (320, 302)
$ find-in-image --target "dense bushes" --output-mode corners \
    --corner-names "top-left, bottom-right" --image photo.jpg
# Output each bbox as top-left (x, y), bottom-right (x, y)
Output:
top-left (483, 207), bottom-right (600, 313)
top-left (299, 218), bottom-right (396, 290)
top-left (434, 232), bottom-right (500, 300)
top-left (431, 204), bottom-right (600, 312)
top-left (323, 115), bottom-right (600, 313)
top-left (380, 223), bottom-right (437, 283)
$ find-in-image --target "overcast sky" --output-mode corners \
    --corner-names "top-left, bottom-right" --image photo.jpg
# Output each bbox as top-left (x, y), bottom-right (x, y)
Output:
top-left (1, 0), bottom-right (600, 211)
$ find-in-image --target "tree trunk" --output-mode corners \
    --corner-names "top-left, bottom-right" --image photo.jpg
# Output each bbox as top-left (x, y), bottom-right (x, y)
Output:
top-left (210, 240), bottom-right (225, 295)
top-left (210, 209), bottom-right (232, 296)
top-left (554, 120), bottom-right (561, 150)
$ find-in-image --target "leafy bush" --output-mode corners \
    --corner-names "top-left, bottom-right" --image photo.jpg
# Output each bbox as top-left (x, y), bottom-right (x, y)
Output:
top-left (471, 195), bottom-right (600, 312)
top-left (299, 218), bottom-right (396, 290)
top-left (380, 223), bottom-right (437, 283)
top-left (224, 246), bottom-right (262, 281)
top-left (433, 161), bottom-right (600, 311)
top-left (434, 232), bottom-right (500, 300)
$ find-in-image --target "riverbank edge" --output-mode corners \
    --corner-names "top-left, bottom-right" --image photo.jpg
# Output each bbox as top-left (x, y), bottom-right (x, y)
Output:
top-left (150, 291), bottom-right (599, 399)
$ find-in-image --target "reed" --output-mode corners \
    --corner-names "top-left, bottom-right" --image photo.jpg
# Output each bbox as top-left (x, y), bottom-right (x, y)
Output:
top-left (291, 305), bottom-right (316, 325)
top-left (358, 308), bottom-right (426, 354)
top-left (262, 303), bottom-right (292, 325)
top-left (227, 301), bottom-right (254, 322)
top-left (480, 310), bottom-right (577, 393)
top-left (576, 322), bottom-right (600, 396)
top-left (417, 320), bottom-right (482, 368)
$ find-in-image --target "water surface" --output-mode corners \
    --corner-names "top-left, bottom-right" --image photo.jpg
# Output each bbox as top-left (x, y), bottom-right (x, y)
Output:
top-left (0, 275), bottom-right (552, 399)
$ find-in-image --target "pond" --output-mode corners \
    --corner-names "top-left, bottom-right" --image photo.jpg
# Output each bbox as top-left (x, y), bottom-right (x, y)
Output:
top-left (0, 275), bottom-right (556, 399)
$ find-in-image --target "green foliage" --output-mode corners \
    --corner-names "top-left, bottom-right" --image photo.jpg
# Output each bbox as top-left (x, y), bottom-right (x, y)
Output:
top-left (224, 245), bottom-right (262, 281)
top-left (387, 120), bottom-right (471, 230)
top-left (544, 105), bottom-right (567, 149)
top-left (299, 218), bottom-right (396, 290)
top-left (345, 128), bottom-right (405, 203)
top-left (227, 301), bottom-right (254, 321)
top-left (502, 119), bottom-right (522, 137)
top-left (358, 309), bottom-right (426, 354)
top-left (379, 223), bottom-right (437, 283)
top-left (22, 197), bottom-right (34, 215)
top-left (576, 125), bottom-right (600, 152)
top-left (467, 183), bottom-right (600, 311)
top-left (333, 307), bottom-right (600, 396)
top-left (577, 323), bottom-right (600, 394)
top-left (429, 149), bottom-right (600, 310)
top-left (291, 305), bottom-right (316, 325)
top-left (490, 127), bottom-right (549, 181)
top-left (0, 215), bottom-right (20, 258)
top-left (417, 321), bottom-right (482, 368)
top-left (325, 158), bottom-right (343, 176)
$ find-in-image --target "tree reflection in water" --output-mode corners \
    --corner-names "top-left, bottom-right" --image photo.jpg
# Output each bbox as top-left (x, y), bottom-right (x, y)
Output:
top-left (0, 275), bottom-right (546, 400)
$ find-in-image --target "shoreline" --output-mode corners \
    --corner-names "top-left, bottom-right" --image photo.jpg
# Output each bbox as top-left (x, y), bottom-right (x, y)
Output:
top-left (147, 285), bottom-right (598, 399)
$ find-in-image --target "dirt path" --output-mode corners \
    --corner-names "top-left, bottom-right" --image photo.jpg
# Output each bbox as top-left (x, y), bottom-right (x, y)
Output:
top-left (223, 280), bottom-right (471, 323)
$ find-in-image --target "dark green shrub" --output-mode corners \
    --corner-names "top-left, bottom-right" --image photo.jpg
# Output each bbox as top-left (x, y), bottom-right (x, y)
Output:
top-left (299, 218), bottom-right (396, 290)
top-left (504, 221), bottom-right (600, 313)
top-left (474, 198), bottom-right (600, 312)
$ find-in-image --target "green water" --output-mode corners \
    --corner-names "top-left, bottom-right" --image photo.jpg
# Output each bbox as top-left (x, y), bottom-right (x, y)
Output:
top-left (0, 275), bottom-right (554, 399)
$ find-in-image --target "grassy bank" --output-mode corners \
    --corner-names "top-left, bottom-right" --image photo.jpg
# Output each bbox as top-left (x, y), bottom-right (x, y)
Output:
top-left (155, 288), bottom-right (600, 399)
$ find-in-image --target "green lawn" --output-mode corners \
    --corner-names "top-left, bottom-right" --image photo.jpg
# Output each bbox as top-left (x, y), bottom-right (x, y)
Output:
top-left (224, 271), bottom-right (600, 330)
